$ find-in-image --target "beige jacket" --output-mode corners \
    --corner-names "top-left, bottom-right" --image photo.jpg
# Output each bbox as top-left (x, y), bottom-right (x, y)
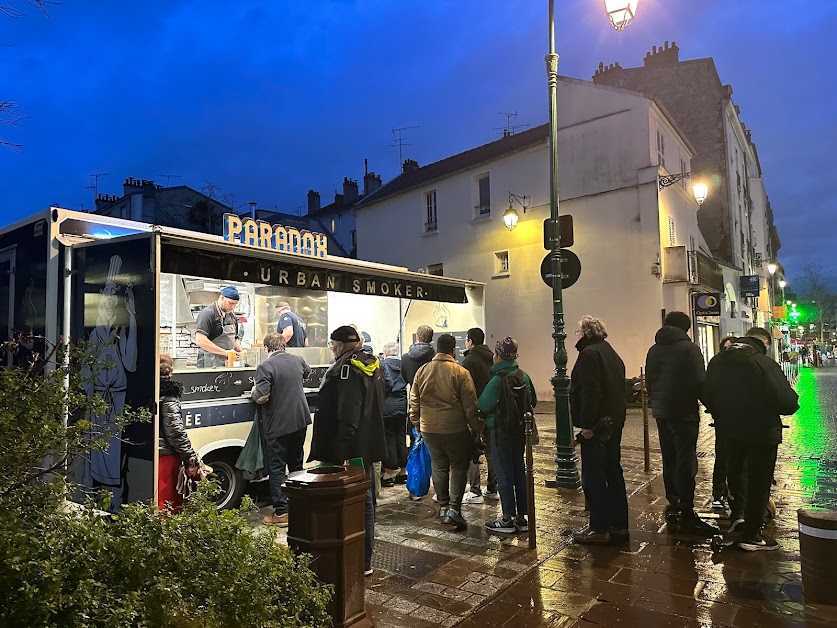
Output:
top-left (409, 354), bottom-right (482, 435)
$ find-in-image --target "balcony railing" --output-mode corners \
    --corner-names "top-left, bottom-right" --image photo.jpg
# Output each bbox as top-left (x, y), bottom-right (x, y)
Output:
top-left (474, 204), bottom-right (491, 216)
top-left (424, 219), bottom-right (437, 233)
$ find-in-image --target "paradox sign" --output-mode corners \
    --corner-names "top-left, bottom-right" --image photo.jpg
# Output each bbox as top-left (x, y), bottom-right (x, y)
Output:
top-left (540, 249), bottom-right (581, 289)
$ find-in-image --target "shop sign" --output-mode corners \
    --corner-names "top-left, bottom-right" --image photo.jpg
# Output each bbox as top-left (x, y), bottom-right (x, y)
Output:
top-left (773, 306), bottom-right (788, 320)
top-left (223, 213), bottom-right (328, 258)
top-left (693, 293), bottom-right (721, 317)
top-left (162, 244), bottom-right (468, 303)
top-left (739, 274), bottom-right (760, 298)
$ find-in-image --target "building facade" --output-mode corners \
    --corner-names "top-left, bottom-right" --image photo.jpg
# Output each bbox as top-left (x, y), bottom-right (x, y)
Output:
top-left (354, 77), bottom-right (712, 394)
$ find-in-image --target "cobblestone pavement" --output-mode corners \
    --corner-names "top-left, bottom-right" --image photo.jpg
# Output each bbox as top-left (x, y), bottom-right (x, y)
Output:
top-left (248, 367), bottom-right (837, 627)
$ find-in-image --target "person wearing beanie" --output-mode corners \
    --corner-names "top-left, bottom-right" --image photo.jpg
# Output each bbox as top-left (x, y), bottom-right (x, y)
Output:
top-left (478, 337), bottom-right (537, 534)
top-left (309, 324), bottom-right (387, 575)
top-left (645, 311), bottom-right (718, 537)
top-left (570, 316), bottom-right (628, 545)
top-left (194, 286), bottom-right (242, 368)
top-left (409, 334), bottom-right (482, 531)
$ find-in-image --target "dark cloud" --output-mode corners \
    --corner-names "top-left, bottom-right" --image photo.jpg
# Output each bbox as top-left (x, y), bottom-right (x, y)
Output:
top-left (1, 1), bottom-right (834, 284)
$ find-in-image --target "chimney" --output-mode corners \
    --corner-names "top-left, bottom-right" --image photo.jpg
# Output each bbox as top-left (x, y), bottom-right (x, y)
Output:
top-left (643, 40), bottom-right (680, 68)
top-left (363, 171), bottom-right (382, 196)
top-left (248, 201), bottom-right (257, 220)
top-left (592, 60), bottom-right (623, 83)
top-left (402, 159), bottom-right (419, 173)
top-left (307, 190), bottom-right (321, 214)
top-left (342, 177), bottom-right (359, 204)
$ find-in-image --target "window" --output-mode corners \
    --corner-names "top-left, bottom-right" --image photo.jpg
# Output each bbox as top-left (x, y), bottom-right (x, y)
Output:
top-left (330, 218), bottom-right (336, 233)
top-left (679, 156), bottom-right (687, 188)
top-left (427, 263), bottom-right (444, 276)
top-left (494, 251), bottom-right (510, 276)
top-left (351, 230), bottom-right (357, 249)
top-left (475, 174), bottom-right (491, 216)
top-left (668, 216), bottom-right (676, 246)
top-left (656, 128), bottom-right (666, 168)
top-left (424, 190), bottom-right (437, 233)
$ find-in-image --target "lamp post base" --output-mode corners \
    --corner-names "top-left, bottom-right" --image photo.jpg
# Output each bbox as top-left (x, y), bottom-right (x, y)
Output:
top-left (545, 446), bottom-right (581, 489)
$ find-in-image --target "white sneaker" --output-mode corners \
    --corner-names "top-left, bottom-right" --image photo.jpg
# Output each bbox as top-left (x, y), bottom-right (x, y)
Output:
top-left (462, 491), bottom-right (484, 505)
top-left (432, 494), bottom-right (438, 503)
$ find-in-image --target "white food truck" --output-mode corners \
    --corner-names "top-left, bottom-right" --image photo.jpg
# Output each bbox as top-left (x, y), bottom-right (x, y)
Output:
top-left (0, 208), bottom-right (484, 509)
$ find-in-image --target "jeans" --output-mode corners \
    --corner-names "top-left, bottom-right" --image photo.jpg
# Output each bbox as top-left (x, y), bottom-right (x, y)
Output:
top-left (655, 417), bottom-right (699, 515)
top-left (263, 427), bottom-right (307, 515)
top-left (467, 427), bottom-right (496, 495)
top-left (712, 429), bottom-right (730, 499)
top-left (491, 427), bottom-right (526, 518)
top-left (580, 421), bottom-right (628, 533)
top-left (422, 430), bottom-right (472, 511)
top-left (726, 438), bottom-right (778, 536)
top-left (383, 413), bottom-right (408, 470)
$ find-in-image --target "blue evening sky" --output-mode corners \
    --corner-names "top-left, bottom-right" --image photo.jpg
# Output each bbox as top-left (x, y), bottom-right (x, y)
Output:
top-left (1, 1), bottom-right (834, 283)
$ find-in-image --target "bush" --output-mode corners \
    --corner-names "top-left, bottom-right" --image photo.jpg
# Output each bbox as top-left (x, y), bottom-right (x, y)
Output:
top-left (0, 337), bottom-right (332, 627)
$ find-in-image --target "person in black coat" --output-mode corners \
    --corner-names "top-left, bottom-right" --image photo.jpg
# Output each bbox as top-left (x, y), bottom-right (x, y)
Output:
top-left (704, 327), bottom-right (799, 551)
top-left (401, 324), bottom-right (435, 385)
top-left (461, 327), bottom-right (497, 502)
top-left (158, 354), bottom-right (197, 513)
top-left (645, 311), bottom-right (717, 536)
top-left (569, 315), bottom-right (628, 544)
top-left (251, 332), bottom-right (312, 527)
top-left (309, 325), bottom-right (387, 575)
top-left (380, 342), bottom-right (409, 486)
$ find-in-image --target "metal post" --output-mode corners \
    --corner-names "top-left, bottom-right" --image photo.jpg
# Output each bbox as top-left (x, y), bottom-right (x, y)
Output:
top-left (524, 411), bottom-right (537, 549)
top-left (640, 367), bottom-right (650, 473)
top-left (543, 0), bottom-right (580, 489)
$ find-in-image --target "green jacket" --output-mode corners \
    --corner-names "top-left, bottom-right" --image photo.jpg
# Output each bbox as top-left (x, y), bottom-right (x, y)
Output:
top-left (478, 360), bottom-right (537, 429)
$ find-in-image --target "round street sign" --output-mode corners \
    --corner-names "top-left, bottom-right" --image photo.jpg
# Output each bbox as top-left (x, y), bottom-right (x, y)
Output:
top-left (540, 249), bottom-right (581, 289)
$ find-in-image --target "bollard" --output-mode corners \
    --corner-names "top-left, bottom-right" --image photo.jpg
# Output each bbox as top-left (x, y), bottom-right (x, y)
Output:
top-left (524, 411), bottom-right (537, 549)
top-left (640, 368), bottom-right (650, 473)
top-left (285, 466), bottom-right (373, 628)
top-left (798, 508), bottom-right (837, 605)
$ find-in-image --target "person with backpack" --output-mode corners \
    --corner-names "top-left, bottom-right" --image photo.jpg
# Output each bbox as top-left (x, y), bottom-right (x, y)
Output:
top-left (380, 342), bottom-right (409, 487)
top-left (704, 327), bottom-right (799, 551)
top-left (570, 316), bottom-right (628, 545)
top-left (478, 337), bottom-right (537, 534)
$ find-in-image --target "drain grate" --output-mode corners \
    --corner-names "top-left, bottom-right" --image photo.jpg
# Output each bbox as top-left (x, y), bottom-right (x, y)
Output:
top-left (371, 540), bottom-right (451, 579)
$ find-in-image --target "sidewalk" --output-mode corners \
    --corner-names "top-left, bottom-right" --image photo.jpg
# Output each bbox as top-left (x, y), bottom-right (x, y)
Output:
top-left (249, 368), bottom-right (837, 627)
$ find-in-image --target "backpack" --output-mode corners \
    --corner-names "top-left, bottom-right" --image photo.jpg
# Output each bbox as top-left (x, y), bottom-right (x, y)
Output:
top-left (495, 369), bottom-right (533, 436)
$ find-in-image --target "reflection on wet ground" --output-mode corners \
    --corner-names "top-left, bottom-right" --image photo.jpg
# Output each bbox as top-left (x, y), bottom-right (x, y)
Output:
top-left (249, 368), bottom-right (837, 627)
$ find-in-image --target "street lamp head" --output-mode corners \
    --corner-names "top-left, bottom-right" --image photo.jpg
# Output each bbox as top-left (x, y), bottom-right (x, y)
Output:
top-left (503, 206), bottom-right (519, 231)
top-left (767, 262), bottom-right (778, 276)
top-left (604, 0), bottom-right (639, 31)
top-left (779, 279), bottom-right (787, 289)
top-left (692, 182), bottom-right (708, 206)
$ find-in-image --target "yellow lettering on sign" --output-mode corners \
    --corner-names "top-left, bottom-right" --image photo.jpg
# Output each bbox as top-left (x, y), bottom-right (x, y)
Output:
top-left (301, 231), bottom-right (315, 256)
top-left (243, 219), bottom-right (259, 247)
top-left (274, 225), bottom-right (288, 251)
top-left (314, 233), bottom-right (328, 257)
top-left (278, 270), bottom-right (289, 285)
top-left (258, 221), bottom-right (273, 249)
top-left (224, 214), bottom-right (243, 242)
top-left (297, 272), bottom-right (307, 286)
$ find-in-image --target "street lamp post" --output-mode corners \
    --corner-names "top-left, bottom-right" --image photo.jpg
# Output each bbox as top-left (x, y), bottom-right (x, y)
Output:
top-left (543, 0), bottom-right (637, 490)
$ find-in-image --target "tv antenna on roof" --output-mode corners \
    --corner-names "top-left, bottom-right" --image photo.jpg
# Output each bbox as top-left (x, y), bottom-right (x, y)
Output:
top-left (494, 111), bottom-right (529, 136)
top-left (389, 125), bottom-right (420, 166)
top-left (157, 174), bottom-right (181, 187)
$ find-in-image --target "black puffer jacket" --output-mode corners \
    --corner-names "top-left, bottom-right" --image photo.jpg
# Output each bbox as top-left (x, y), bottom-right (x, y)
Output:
top-left (645, 326), bottom-right (706, 420)
top-left (461, 344), bottom-right (493, 397)
top-left (381, 356), bottom-right (408, 417)
top-left (570, 337), bottom-right (626, 429)
top-left (401, 342), bottom-right (434, 385)
top-left (704, 337), bottom-right (799, 445)
top-left (309, 350), bottom-right (387, 466)
top-left (159, 378), bottom-right (196, 460)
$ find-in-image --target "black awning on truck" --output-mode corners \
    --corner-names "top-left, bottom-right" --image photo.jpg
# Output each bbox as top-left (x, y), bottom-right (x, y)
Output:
top-left (160, 239), bottom-right (469, 304)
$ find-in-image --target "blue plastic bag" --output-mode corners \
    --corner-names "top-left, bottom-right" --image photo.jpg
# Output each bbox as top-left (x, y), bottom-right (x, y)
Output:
top-left (405, 428), bottom-right (432, 498)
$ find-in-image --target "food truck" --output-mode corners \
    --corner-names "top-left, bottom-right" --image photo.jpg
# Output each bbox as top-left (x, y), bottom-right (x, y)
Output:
top-left (0, 208), bottom-right (484, 509)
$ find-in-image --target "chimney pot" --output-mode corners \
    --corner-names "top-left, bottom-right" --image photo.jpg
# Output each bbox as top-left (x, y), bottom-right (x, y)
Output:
top-left (653, 45), bottom-right (657, 53)
top-left (307, 190), bottom-right (321, 214)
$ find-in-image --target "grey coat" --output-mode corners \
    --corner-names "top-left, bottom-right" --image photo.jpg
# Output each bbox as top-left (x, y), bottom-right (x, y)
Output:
top-left (251, 351), bottom-right (312, 439)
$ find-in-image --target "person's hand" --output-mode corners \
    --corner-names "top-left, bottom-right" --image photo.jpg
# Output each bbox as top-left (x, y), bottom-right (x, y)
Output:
top-left (580, 428), bottom-right (595, 440)
top-left (124, 283), bottom-right (136, 316)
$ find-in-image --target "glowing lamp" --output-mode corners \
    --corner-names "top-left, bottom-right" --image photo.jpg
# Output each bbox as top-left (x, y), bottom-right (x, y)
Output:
top-left (503, 206), bottom-right (519, 231)
top-left (767, 262), bottom-right (778, 276)
top-left (692, 182), bottom-right (708, 206)
top-left (604, 0), bottom-right (639, 31)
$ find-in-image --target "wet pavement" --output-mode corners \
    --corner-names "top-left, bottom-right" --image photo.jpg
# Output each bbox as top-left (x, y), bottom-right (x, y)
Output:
top-left (248, 367), bottom-right (837, 627)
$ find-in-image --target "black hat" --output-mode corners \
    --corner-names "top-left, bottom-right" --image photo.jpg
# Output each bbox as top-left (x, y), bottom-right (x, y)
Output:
top-left (330, 325), bottom-right (360, 343)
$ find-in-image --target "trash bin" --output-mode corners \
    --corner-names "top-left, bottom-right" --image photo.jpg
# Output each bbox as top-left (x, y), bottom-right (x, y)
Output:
top-left (798, 507), bottom-right (837, 605)
top-left (285, 465), bottom-right (373, 628)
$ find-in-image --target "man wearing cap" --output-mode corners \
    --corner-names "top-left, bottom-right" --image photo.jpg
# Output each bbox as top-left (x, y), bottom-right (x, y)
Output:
top-left (275, 301), bottom-right (308, 348)
top-left (195, 287), bottom-right (242, 368)
top-left (309, 325), bottom-right (387, 575)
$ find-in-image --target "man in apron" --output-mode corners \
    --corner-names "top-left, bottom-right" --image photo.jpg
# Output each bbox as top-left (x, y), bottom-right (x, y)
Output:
top-left (195, 286), bottom-right (242, 368)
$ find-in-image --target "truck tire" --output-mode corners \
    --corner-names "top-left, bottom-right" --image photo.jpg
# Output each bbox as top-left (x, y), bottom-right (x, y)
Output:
top-left (203, 450), bottom-right (248, 510)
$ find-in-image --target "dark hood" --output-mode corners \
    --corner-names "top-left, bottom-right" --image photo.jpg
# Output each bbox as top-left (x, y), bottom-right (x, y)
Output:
top-left (727, 336), bottom-right (767, 355)
top-left (654, 325), bottom-right (691, 345)
top-left (160, 377), bottom-right (183, 398)
top-left (382, 356), bottom-right (402, 373)
top-left (407, 342), bottom-right (435, 360)
top-left (576, 336), bottom-right (604, 352)
top-left (464, 343), bottom-right (493, 363)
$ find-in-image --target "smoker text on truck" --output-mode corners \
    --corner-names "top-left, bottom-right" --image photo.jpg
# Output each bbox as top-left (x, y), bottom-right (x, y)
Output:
top-left (0, 208), bottom-right (484, 509)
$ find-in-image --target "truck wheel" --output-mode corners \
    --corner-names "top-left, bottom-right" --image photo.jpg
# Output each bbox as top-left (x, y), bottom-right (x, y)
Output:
top-left (203, 451), bottom-right (248, 510)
